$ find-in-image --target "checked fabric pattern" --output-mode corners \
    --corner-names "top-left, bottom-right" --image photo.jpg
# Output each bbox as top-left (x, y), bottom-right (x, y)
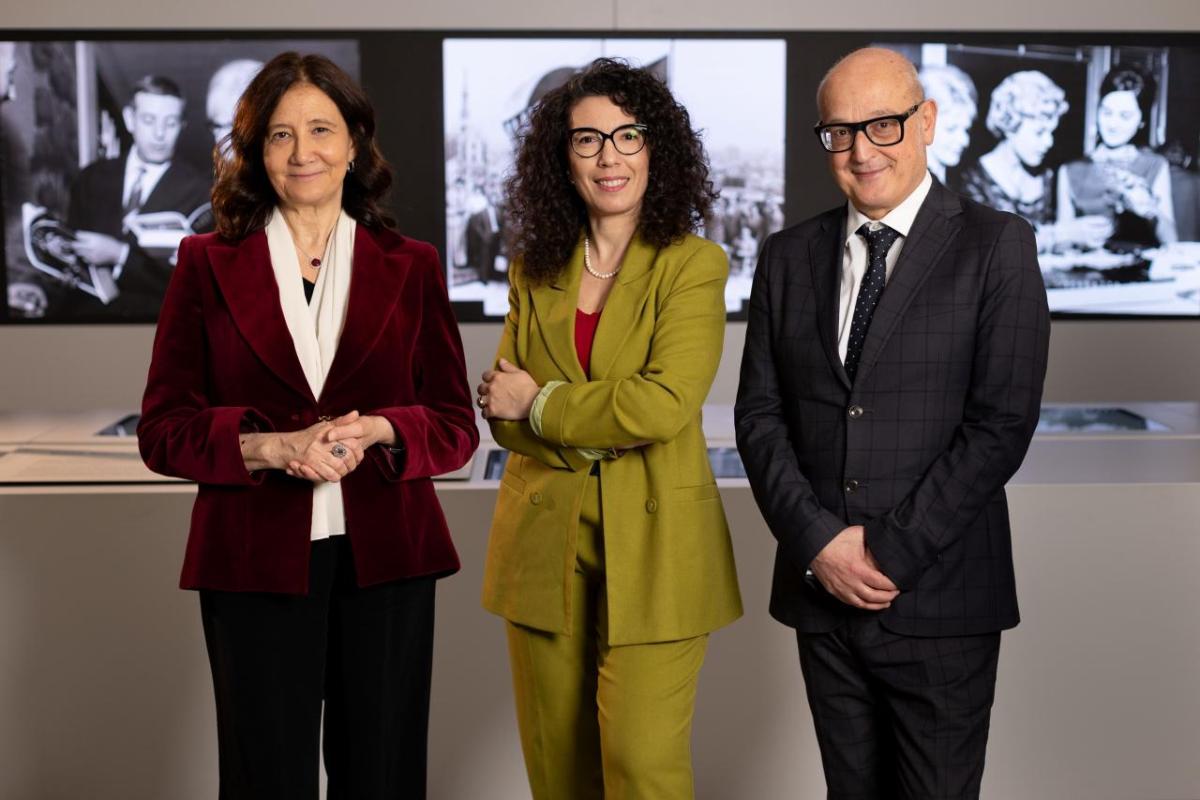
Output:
top-left (844, 222), bottom-right (900, 381)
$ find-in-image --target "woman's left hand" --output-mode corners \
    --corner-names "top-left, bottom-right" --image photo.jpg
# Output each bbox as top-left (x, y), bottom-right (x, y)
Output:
top-left (284, 411), bottom-right (395, 480)
top-left (478, 358), bottom-right (540, 421)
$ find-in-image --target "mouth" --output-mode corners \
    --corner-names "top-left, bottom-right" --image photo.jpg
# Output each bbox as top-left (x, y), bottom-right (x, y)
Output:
top-left (289, 171), bottom-right (326, 181)
top-left (594, 177), bottom-right (629, 193)
top-left (851, 165), bottom-right (889, 182)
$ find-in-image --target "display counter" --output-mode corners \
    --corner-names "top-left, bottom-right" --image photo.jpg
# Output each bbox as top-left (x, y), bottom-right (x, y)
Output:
top-left (1, 405), bottom-right (1198, 798)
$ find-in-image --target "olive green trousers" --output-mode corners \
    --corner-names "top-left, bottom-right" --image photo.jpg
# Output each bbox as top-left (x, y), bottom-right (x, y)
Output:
top-left (505, 474), bottom-right (709, 800)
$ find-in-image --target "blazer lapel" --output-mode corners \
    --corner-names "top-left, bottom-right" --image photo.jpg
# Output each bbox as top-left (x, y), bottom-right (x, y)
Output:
top-left (207, 231), bottom-right (314, 403)
top-left (854, 182), bottom-right (964, 385)
top-left (590, 235), bottom-right (656, 380)
top-left (529, 240), bottom-right (588, 383)
top-left (810, 211), bottom-right (852, 391)
top-left (321, 226), bottom-right (408, 398)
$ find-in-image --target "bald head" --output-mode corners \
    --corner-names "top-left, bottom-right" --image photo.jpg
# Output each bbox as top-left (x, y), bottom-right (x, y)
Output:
top-left (814, 47), bottom-right (936, 220)
top-left (817, 47), bottom-right (924, 120)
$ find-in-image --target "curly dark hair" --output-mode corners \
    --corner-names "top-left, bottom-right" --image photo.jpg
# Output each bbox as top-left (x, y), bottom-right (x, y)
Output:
top-left (210, 52), bottom-right (394, 240)
top-left (505, 57), bottom-right (717, 284)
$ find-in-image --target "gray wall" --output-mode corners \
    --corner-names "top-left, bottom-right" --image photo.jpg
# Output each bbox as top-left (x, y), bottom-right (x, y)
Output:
top-left (2, 0), bottom-right (1199, 411)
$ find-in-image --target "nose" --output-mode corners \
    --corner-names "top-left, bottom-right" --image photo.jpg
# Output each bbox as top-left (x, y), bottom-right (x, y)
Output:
top-left (849, 129), bottom-right (875, 162)
top-left (596, 136), bottom-right (621, 166)
top-left (289, 132), bottom-right (313, 163)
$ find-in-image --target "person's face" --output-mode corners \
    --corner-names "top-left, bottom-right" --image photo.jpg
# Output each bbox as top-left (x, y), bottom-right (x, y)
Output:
top-left (122, 92), bottom-right (184, 164)
top-left (929, 103), bottom-right (974, 168)
top-left (1008, 112), bottom-right (1058, 168)
top-left (263, 83), bottom-right (356, 214)
top-left (566, 95), bottom-right (649, 225)
top-left (1097, 90), bottom-right (1143, 148)
top-left (819, 59), bottom-right (935, 219)
top-left (0, 43), bottom-right (17, 104)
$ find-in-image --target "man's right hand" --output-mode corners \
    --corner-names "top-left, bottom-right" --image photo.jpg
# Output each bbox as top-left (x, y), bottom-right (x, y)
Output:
top-left (809, 525), bottom-right (900, 610)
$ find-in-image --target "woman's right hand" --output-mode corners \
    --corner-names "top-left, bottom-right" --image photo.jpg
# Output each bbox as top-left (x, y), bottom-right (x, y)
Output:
top-left (1055, 215), bottom-right (1113, 250)
top-left (280, 412), bottom-right (366, 483)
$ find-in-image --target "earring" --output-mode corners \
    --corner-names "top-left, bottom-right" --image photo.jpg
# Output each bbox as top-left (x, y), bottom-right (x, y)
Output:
top-left (347, 160), bottom-right (355, 173)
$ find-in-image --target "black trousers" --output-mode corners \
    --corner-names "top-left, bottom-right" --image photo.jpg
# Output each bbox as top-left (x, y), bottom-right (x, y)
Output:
top-left (199, 536), bottom-right (436, 800)
top-left (797, 616), bottom-right (1001, 800)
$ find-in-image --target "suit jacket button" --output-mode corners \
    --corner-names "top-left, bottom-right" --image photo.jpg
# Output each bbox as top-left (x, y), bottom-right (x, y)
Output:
top-left (848, 405), bottom-right (864, 419)
top-left (844, 479), bottom-right (859, 493)
top-left (645, 498), bottom-right (658, 513)
top-left (530, 491), bottom-right (543, 506)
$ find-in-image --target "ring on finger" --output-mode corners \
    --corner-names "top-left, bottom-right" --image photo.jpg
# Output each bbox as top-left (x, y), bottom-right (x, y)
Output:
top-left (331, 442), bottom-right (348, 459)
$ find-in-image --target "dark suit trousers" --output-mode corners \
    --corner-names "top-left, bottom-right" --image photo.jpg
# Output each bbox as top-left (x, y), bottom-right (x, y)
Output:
top-left (797, 617), bottom-right (1000, 800)
top-left (199, 536), bottom-right (436, 800)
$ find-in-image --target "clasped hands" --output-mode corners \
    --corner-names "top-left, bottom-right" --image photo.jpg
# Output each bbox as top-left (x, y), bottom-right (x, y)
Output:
top-left (245, 411), bottom-right (395, 483)
top-left (477, 358), bottom-right (539, 420)
top-left (809, 525), bottom-right (899, 611)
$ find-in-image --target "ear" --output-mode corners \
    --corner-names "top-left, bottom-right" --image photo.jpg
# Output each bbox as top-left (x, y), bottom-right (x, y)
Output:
top-left (122, 105), bottom-right (136, 135)
top-left (920, 99), bottom-right (938, 147)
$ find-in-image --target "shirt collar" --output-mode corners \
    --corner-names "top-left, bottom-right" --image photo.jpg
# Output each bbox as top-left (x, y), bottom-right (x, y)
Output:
top-left (126, 149), bottom-right (171, 177)
top-left (844, 170), bottom-right (933, 246)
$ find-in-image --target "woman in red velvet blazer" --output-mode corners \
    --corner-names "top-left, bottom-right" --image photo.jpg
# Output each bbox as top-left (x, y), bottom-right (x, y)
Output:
top-left (137, 53), bottom-right (476, 799)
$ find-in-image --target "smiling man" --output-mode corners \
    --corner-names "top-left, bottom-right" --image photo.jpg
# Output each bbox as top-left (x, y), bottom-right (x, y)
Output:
top-left (735, 47), bottom-right (1050, 799)
top-left (63, 74), bottom-right (211, 319)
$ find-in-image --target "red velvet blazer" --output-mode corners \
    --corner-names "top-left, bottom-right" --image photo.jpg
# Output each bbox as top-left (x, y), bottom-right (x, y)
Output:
top-left (138, 225), bottom-right (479, 594)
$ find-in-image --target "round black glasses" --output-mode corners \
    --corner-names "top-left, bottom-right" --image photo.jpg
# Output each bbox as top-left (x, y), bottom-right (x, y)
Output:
top-left (568, 124), bottom-right (649, 158)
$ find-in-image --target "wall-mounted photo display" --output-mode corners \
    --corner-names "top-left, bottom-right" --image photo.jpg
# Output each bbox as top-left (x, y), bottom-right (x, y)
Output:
top-left (0, 31), bottom-right (1197, 324)
top-left (895, 41), bottom-right (1200, 316)
top-left (0, 38), bottom-right (358, 322)
top-left (442, 37), bottom-right (786, 318)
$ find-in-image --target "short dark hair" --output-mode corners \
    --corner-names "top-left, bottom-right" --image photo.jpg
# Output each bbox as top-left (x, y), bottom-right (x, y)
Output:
top-left (1100, 64), bottom-right (1158, 121)
top-left (127, 74), bottom-right (185, 106)
top-left (505, 57), bottom-right (717, 284)
top-left (210, 51), bottom-right (394, 241)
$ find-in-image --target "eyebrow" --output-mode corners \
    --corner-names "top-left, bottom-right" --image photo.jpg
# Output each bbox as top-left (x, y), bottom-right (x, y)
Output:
top-left (267, 117), bottom-right (341, 129)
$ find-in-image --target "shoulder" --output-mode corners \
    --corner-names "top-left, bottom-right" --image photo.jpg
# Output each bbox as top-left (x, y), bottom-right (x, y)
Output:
top-left (365, 225), bottom-right (438, 262)
top-left (74, 157), bottom-right (123, 187)
top-left (657, 233), bottom-right (730, 282)
top-left (765, 205), bottom-right (842, 251)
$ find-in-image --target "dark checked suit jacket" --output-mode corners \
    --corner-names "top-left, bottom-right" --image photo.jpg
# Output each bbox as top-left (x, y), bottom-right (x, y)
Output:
top-left (735, 178), bottom-right (1050, 637)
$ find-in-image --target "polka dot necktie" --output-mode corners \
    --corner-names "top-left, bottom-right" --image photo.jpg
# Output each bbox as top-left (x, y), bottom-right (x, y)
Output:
top-left (844, 222), bottom-right (900, 382)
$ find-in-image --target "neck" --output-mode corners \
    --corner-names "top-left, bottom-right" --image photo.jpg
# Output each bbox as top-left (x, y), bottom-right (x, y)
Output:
top-left (279, 202), bottom-right (342, 251)
top-left (992, 140), bottom-right (1038, 176)
top-left (586, 214), bottom-right (638, 268)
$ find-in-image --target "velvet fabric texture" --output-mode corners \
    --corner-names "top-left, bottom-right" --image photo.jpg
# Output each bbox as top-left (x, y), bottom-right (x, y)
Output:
top-left (139, 225), bottom-right (478, 594)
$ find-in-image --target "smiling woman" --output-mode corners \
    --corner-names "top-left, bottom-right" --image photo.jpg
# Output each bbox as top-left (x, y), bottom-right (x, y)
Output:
top-left (139, 50), bottom-right (478, 799)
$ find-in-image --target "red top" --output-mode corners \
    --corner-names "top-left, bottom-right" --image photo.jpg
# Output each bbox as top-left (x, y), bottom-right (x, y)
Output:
top-left (575, 308), bottom-right (602, 377)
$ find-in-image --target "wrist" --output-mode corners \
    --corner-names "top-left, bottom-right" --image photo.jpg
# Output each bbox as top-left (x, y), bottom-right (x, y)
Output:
top-left (371, 415), bottom-right (396, 447)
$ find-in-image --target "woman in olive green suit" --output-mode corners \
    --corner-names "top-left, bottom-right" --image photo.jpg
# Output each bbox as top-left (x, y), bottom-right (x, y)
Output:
top-left (476, 58), bottom-right (742, 800)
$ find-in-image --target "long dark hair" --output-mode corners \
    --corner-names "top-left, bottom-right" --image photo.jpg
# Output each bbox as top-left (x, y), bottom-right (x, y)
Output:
top-left (210, 52), bottom-right (394, 240)
top-left (505, 57), bottom-right (717, 284)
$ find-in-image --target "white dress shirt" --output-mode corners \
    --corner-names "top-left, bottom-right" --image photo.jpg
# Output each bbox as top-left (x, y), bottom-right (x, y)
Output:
top-left (122, 150), bottom-right (171, 211)
top-left (836, 171), bottom-right (933, 363)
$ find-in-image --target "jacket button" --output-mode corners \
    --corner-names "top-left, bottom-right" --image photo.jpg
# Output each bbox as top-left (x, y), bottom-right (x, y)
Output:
top-left (645, 498), bottom-right (658, 513)
top-left (848, 405), bottom-right (864, 419)
top-left (530, 491), bottom-right (543, 506)
top-left (844, 479), bottom-right (859, 494)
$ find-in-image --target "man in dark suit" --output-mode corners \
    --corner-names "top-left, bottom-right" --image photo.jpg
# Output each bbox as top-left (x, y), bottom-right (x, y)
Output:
top-left (735, 48), bottom-right (1050, 798)
top-left (63, 74), bottom-right (210, 319)
top-left (465, 193), bottom-right (503, 284)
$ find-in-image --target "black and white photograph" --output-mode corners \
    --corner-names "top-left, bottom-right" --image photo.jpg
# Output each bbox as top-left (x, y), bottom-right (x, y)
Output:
top-left (0, 38), bottom-right (359, 323)
top-left (897, 41), bottom-right (1200, 317)
top-left (443, 37), bottom-right (786, 319)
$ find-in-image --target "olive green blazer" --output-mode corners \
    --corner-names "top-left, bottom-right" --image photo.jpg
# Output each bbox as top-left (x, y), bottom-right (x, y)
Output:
top-left (482, 233), bottom-right (743, 646)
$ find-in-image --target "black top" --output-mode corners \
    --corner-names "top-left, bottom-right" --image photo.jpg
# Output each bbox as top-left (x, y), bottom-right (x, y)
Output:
top-left (302, 277), bottom-right (315, 304)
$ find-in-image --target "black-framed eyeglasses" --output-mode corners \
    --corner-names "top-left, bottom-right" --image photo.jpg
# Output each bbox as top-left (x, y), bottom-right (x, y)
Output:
top-left (813, 103), bottom-right (922, 153)
top-left (568, 124), bottom-right (649, 158)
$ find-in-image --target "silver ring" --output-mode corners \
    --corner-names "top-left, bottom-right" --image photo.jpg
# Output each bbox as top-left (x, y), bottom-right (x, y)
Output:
top-left (331, 443), bottom-right (348, 459)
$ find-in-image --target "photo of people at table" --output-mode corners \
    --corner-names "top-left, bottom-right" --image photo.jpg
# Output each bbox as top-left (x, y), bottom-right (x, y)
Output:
top-left (901, 42), bottom-right (1200, 315)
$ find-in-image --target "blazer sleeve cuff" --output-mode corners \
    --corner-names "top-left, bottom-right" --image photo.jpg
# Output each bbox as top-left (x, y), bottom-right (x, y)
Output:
top-left (782, 510), bottom-right (850, 574)
top-left (863, 518), bottom-right (924, 590)
top-left (226, 407), bottom-right (273, 485)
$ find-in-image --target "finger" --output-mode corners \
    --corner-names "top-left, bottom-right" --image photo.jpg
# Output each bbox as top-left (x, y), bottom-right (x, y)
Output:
top-left (482, 370), bottom-right (497, 382)
top-left (860, 568), bottom-right (898, 592)
top-left (476, 382), bottom-right (490, 397)
top-left (332, 410), bottom-right (360, 426)
top-left (326, 422), bottom-right (365, 442)
top-left (314, 460), bottom-right (343, 483)
top-left (855, 584), bottom-right (900, 605)
top-left (297, 464), bottom-right (324, 483)
top-left (498, 358), bottom-right (519, 373)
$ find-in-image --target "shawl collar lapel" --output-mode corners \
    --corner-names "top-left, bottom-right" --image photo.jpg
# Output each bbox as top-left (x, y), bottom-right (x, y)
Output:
top-left (811, 211), bottom-right (852, 391)
top-left (206, 230), bottom-right (313, 402)
top-left (854, 181), bottom-right (964, 386)
top-left (590, 235), bottom-right (656, 380)
top-left (321, 226), bottom-right (408, 398)
top-left (529, 239), bottom-right (588, 383)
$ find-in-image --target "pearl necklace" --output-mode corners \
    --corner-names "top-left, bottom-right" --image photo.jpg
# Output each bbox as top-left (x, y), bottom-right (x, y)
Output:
top-left (584, 236), bottom-right (621, 280)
